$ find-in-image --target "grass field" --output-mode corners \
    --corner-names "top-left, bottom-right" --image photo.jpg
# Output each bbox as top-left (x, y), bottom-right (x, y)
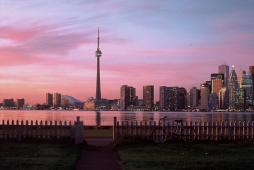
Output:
top-left (84, 128), bottom-right (112, 138)
top-left (0, 142), bottom-right (80, 170)
top-left (119, 143), bottom-right (254, 170)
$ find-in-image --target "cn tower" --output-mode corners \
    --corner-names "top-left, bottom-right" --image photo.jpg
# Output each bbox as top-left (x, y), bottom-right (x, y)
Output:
top-left (95, 28), bottom-right (102, 100)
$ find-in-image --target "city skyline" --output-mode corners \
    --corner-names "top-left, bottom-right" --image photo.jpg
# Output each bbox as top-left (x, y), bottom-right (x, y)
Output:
top-left (0, 1), bottom-right (254, 104)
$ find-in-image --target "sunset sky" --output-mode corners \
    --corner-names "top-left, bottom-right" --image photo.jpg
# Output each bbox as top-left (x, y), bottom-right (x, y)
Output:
top-left (0, 0), bottom-right (254, 104)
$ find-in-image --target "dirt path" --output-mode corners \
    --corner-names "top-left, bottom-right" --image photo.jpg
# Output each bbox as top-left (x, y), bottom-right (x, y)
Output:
top-left (76, 139), bottom-right (122, 170)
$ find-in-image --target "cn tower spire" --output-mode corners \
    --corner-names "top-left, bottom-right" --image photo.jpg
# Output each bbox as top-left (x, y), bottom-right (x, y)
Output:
top-left (95, 28), bottom-right (102, 100)
top-left (97, 28), bottom-right (100, 49)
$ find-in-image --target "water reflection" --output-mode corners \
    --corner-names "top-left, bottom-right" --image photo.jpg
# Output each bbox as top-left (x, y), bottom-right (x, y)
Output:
top-left (142, 112), bottom-right (154, 122)
top-left (96, 111), bottom-right (101, 126)
top-left (0, 110), bottom-right (254, 126)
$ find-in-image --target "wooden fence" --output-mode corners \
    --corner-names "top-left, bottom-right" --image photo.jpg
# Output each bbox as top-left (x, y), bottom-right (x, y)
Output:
top-left (0, 116), bottom-right (84, 144)
top-left (113, 117), bottom-right (254, 144)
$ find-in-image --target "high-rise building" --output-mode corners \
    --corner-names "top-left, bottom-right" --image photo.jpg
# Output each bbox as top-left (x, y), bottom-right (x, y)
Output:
top-left (120, 85), bottom-right (137, 110)
top-left (177, 87), bottom-right (187, 110)
top-left (160, 87), bottom-right (177, 111)
top-left (129, 87), bottom-right (137, 106)
top-left (46, 93), bottom-right (53, 107)
top-left (16, 98), bottom-right (25, 109)
top-left (62, 98), bottom-right (70, 108)
top-left (143, 85), bottom-right (154, 110)
top-left (211, 73), bottom-right (224, 94)
top-left (211, 73), bottom-right (224, 109)
top-left (219, 87), bottom-right (227, 109)
top-left (95, 28), bottom-right (102, 100)
top-left (3, 99), bottom-right (15, 108)
top-left (209, 93), bottom-right (219, 110)
top-left (249, 66), bottom-right (254, 105)
top-left (218, 64), bottom-right (230, 109)
top-left (240, 70), bottom-right (253, 108)
top-left (205, 81), bottom-right (212, 93)
top-left (169, 87), bottom-right (178, 111)
top-left (218, 64), bottom-right (229, 88)
top-left (200, 83), bottom-right (210, 111)
top-left (53, 93), bottom-right (61, 108)
top-left (159, 86), bottom-right (186, 111)
top-left (229, 65), bottom-right (239, 109)
top-left (159, 86), bottom-right (169, 111)
top-left (189, 87), bottom-right (200, 109)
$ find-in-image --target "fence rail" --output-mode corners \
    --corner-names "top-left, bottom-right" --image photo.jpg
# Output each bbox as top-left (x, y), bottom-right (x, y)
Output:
top-left (113, 118), bottom-right (254, 144)
top-left (0, 117), bottom-right (84, 144)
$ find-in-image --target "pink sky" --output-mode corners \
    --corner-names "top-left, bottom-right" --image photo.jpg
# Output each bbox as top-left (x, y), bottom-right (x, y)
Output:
top-left (0, 0), bottom-right (254, 104)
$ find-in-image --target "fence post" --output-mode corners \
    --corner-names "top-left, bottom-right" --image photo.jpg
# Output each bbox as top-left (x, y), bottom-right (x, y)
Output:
top-left (74, 116), bottom-right (84, 144)
top-left (113, 117), bottom-right (117, 144)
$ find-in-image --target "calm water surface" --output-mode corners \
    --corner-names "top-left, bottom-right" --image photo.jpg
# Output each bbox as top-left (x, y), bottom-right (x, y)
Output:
top-left (0, 110), bottom-right (254, 126)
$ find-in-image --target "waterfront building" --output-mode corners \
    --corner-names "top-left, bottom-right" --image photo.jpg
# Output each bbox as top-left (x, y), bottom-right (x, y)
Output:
top-left (84, 97), bottom-right (96, 110)
top-left (159, 86), bottom-right (168, 110)
top-left (3, 99), bottom-right (15, 108)
top-left (205, 81), bottom-right (212, 93)
top-left (189, 87), bottom-right (200, 109)
top-left (138, 99), bottom-right (144, 106)
top-left (210, 73), bottom-right (224, 108)
top-left (16, 98), bottom-right (25, 109)
top-left (46, 93), bottom-right (53, 107)
top-left (84, 97), bottom-right (112, 110)
top-left (218, 64), bottom-right (230, 109)
top-left (209, 93), bottom-right (219, 110)
top-left (229, 66), bottom-right (239, 109)
top-left (53, 93), bottom-right (61, 108)
top-left (219, 87), bottom-right (227, 109)
top-left (129, 87), bottom-right (137, 106)
top-left (240, 70), bottom-right (253, 108)
top-left (120, 85), bottom-right (137, 110)
top-left (143, 85), bottom-right (154, 110)
top-left (249, 66), bottom-right (254, 105)
top-left (177, 87), bottom-right (187, 110)
top-left (200, 83), bottom-right (210, 111)
top-left (159, 86), bottom-right (186, 111)
top-left (61, 98), bottom-right (70, 108)
top-left (211, 73), bottom-right (224, 96)
top-left (159, 86), bottom-right (177, 111)
top-left (235, 88), bottom-right (246, 111)
top-left (218, 64), bottom-right (229, 88)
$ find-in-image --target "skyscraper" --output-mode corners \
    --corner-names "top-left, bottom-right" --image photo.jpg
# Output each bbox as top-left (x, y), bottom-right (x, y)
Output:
top-left (120, 85), bottom-right (137, 110)
top-left (16, 98), bottom-right (25, 110)
top-left (219, 65), bottom-right (230, 108)
top-left (53, 93), bottom-right (61, 108)
top-left (211, 73), bottom-right (224, 96)
top-left (159, 86), bottom-right (186, 111)
top-left (229, 65), bottom-right (239, 109)
top-left (46, 93), bottom-right (53, 107)
top-left (189, 87), bottom-right (200, 109)
top-left (143, 85), bottom-right (154, 110)
top-left (200, 83), bottom-right (210, 111)
top-left (159, 86), bottom-right (169, 111)
top-left (249, 66), bottom-right (254, 105)
top-left (218, 64), bottom-right (229, 88)
top-left (3, 99), bottom-right (15, 108)
top-left (177, 87), bottom-right (187, 110)
top-left (219, 87), bottom-right (227, 109)
top-left (129, 87), bottom-right (137, 106)
top-left (240, 70), bottom-right (253, 108)
top-left (95, 28), bottom-right (102, 100)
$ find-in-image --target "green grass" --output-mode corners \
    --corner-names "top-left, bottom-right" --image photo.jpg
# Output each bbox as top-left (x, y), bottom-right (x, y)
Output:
top-left (119, 143), bottom-right (254, 170)
top-left (0, 142), bottom-right (80, 170)
top-left (84, 128), bottom-right (112, 138)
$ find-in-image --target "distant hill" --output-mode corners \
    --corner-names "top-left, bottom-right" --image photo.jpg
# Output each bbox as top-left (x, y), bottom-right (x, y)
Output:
top-left (62, 95), bottom-right (83, 105)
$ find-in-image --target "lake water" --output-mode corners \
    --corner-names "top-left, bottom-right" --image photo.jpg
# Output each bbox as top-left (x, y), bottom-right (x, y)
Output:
top-left (1, 110), bottom-right (254, 126)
